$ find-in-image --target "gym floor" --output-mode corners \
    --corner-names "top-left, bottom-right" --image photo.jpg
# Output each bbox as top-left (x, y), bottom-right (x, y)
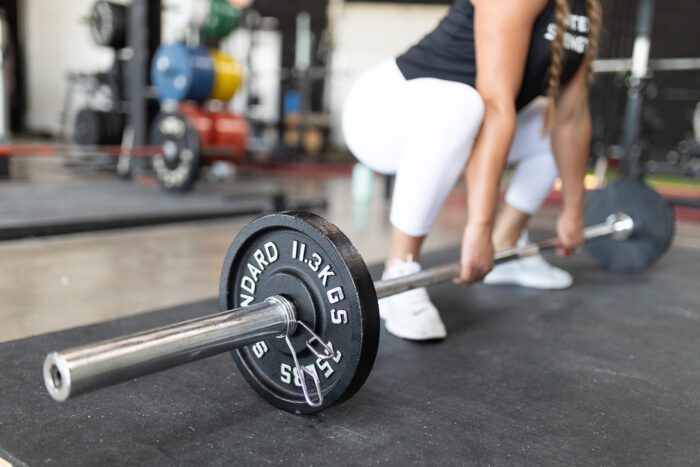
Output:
top-left (1, 158), bottom-right (700, 465)
top-left (2, 158), bottom-right (700, 344)
top-left (2, 158), bottom-right (700, 466)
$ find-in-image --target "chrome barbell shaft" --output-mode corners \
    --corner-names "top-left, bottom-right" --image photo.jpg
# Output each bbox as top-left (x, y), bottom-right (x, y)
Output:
top-left (374, 213), bottom-right (634, 299)
top-left (44, 296), bottom-right (297, 402)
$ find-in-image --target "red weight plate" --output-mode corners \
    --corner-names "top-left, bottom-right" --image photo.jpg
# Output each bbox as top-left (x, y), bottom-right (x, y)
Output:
top-left (178, 103), bottom-right (215, 147)
top-left (210, 111), bottom-right (249, 163)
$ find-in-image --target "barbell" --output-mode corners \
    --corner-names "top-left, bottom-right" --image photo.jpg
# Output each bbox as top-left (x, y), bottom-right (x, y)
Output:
top-left (42, 182), bottom-right (675, 414)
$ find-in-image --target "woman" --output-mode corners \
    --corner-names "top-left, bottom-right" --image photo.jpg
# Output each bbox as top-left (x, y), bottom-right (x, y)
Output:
top-left (342, 0), bottom-right (601, 340)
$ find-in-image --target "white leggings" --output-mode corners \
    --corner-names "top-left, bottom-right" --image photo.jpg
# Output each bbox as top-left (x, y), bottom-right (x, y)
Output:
top-left (342, 59), bottom-right (558, 237)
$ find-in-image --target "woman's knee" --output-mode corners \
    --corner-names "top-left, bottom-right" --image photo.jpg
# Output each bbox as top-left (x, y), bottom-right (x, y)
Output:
top-left (505, 151), bottom-right (559, 214)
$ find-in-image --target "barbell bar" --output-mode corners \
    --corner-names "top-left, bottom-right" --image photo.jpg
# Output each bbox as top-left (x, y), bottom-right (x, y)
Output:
top-left (374, 212), bottom-right (633, 299)
top-left (43, 211), bottom-right (635, 413)
top-left (44, 297), bottom-right (297, 403)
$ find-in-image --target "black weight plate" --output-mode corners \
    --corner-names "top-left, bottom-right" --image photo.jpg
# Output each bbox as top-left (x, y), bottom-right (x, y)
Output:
top-left (585, 179), bottom-right (675, 272)
top-left (90, 1), bottom-right (127, 49)
top-left (73, 108), bottom-right (125, 146)
top-left (219, 211), bottom-right (380, 414)
top-left (149, 112), bottom-right (201, 192)
top-left (73, 108), bottom-right (101, 146)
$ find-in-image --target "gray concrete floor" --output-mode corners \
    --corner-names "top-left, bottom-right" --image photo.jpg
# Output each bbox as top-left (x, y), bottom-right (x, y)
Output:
top-left (1, 157), bottom-right (699, 343)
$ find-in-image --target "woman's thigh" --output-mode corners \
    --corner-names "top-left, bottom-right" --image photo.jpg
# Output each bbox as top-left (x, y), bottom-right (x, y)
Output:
top-left (343, 60), bottom-right (484, 175)
top-left (389, 77), bottom-right (484, 236)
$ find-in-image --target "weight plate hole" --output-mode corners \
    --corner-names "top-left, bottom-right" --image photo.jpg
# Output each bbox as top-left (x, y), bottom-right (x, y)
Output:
top-left (50, 364), bottom-right (63, 390)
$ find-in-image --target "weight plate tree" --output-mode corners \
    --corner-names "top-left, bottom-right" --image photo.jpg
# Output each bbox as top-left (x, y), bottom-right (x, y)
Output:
top-left (42, 204), bottom-right (669, 414)
top-left (220, 212), bottom-right (380, 413)
top-left (89, 0), bottom-right (128, 49)
top-left (150, 112), bottom-right (203, 192)
top-left (151, 44), bottom-right (215, 103)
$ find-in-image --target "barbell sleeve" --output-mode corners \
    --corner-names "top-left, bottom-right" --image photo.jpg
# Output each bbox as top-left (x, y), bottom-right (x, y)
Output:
top-left (374, 213), bottom-right (634, 299)
top-left (44, 296), bottom-right (297, 402)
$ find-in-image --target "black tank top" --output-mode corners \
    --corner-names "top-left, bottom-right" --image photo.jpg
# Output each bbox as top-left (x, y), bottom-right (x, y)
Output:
top-left (396, 0), bottom-right (590, 110)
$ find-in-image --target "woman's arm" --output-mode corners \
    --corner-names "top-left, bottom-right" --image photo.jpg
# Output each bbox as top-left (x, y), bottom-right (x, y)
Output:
top-left (457, 0), bottom-right (547, 283)
top-left (551, 63), bottom-right (590, 250)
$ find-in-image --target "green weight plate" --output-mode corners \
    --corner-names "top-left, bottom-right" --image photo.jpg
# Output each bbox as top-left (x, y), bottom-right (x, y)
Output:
top-left (204, 0), bottom-right (241, 40)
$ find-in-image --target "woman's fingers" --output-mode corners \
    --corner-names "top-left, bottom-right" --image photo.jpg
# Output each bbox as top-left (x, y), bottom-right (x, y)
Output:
top-left (454, 259), bottom-right (492, 284)
top-left (556, 210), bottom-right (586, 251)
top-left (459, 224), bottom-right (495, 284)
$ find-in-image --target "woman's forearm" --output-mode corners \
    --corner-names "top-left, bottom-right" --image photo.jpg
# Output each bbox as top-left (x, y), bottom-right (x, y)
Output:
top-left (465, 102), bottom-right (517, 232)
top-left (551, 108), bottom-right (591, 212)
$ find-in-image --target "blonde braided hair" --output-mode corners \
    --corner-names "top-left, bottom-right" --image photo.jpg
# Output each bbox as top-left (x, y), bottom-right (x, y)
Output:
top-left (542, 0), bottom-right (602, 133)
top-left (585, 0), bottom-right (602, 86)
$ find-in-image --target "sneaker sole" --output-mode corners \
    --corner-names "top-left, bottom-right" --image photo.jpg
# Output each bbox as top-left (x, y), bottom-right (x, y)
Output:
top-left (483, 277), bottom-right (573, 290)
top-left (384, 320), bottom-right (447, 341)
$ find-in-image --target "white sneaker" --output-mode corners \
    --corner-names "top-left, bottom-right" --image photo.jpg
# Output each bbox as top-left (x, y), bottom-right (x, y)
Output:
top-left (484, 231), bottom-right (573, 290)
top-left (379, 259), bottom-right (447, 341)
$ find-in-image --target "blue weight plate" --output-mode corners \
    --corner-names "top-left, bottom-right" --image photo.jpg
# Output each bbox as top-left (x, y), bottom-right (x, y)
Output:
top-left (151, 43), bottom-right (214, 103)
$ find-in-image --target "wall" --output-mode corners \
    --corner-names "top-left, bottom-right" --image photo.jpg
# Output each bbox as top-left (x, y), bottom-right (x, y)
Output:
top-left (24, 0), bottom-right (117, 134)
top-left (22, 0), bottom-right (278, 135)
top-left (22, 0), bottom-right (447, 139)
top-left (328, 2), bottom-right (447, 146)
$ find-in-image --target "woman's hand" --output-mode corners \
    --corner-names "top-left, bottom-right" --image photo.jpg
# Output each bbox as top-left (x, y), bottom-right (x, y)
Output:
top-left (556, 208), bottom-right (585, 256)
top-left (455, 223), bottom-right (495, 284)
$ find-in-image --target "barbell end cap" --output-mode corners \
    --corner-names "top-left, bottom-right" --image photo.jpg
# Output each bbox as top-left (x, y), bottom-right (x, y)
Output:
top-left (607, 212), bottom-right (635, 241)
top-left (43, 352), bottom-right (72, 402)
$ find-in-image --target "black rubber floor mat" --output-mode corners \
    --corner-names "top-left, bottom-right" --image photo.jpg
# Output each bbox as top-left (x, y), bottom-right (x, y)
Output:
top-left (0, 180), bottom-right (326, 240)
top-left (0, 247), bottom-right (698, 466)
